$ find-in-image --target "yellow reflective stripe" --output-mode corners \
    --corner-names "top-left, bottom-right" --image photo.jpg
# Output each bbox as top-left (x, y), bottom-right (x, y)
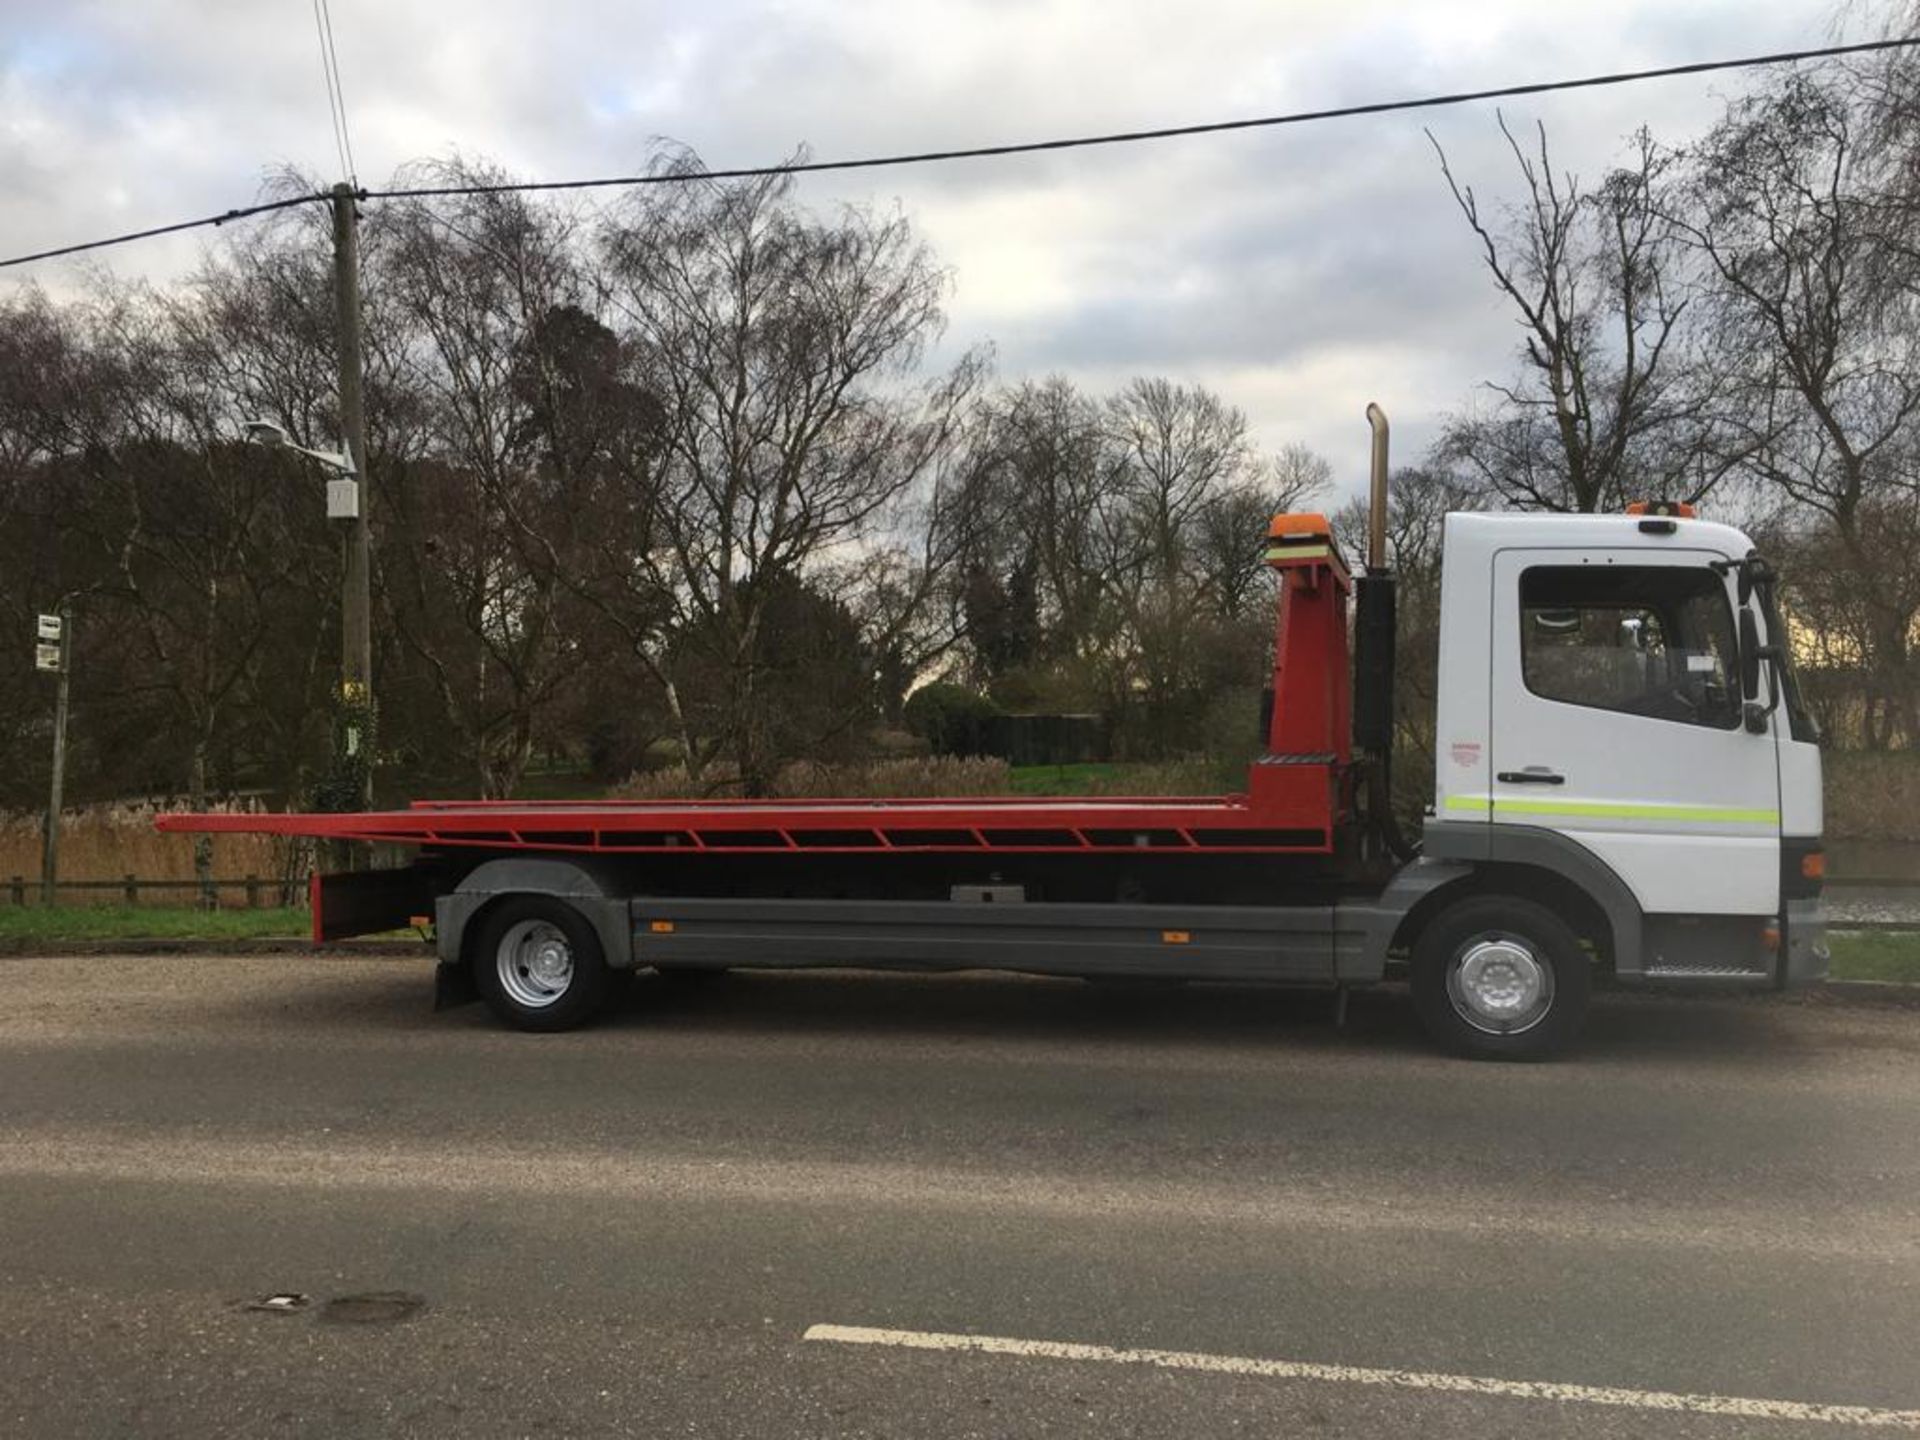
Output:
top-left (1266, 544), bottom-right (1332, 561)
top-left (1444, 795), bottom-right (1778, 824)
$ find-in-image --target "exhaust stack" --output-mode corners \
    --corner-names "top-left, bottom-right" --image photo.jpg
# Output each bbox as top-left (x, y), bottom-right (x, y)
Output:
top-left (1353, 403), bottom-right (1405, 858)
top-left (1365, 402), bottom-right (1390, 573)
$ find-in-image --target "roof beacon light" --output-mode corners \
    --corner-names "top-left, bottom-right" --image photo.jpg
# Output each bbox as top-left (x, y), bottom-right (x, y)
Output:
top-left (1265, 512), bottom-right (1347, 575)
top-left (1625, 500), bottom-right (1696, 518)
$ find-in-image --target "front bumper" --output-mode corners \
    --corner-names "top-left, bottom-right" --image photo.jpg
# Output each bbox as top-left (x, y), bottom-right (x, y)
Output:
top-left (1782, 897), bottom-right (1830, 987)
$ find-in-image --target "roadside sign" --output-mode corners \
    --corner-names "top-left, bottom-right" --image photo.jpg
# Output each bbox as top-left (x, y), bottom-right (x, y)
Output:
top-left (36, 613), bottom-right (61, 642)
top-left (35, 643), bottom-right (61, 673)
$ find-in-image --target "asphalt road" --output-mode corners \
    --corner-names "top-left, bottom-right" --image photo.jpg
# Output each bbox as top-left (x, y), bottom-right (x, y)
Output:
top-left (1, 953), bottom-right (1917, 1438)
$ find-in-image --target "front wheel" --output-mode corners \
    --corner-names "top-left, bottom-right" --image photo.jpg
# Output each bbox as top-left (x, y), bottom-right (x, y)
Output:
top-left (1410, 895), bottom-right (1591, 1060)
top-left (474, 897), bottom-right (618, 1032)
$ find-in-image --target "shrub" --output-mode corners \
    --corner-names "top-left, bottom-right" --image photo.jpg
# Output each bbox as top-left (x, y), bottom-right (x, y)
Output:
top-left (902, 684), bottom-right (1002, 757)
top-left (1823, 751), bottom-right (1920, 841)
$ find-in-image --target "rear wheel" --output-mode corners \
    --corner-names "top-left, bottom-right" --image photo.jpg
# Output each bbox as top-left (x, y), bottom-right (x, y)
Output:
top-left (474, 897), bottom-right (617, 1032)
top-left (1411, 895), bottom-right (1591, 1060)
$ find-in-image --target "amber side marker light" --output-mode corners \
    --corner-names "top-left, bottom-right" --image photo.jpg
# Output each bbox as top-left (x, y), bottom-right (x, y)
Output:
top-left (1802, 852), bottom-right (1826, 880)
top-left (1761, 925), bottom-right (1781, 952)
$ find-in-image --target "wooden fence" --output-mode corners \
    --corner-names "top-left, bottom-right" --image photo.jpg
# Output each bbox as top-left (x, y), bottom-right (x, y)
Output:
top-left (5, 875), bottom-right (302, 908)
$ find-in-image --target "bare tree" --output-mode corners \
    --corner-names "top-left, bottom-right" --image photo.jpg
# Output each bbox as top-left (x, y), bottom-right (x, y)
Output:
top-left (177, 215), bottom-right (350, 803)
top-left (1105, 378), bottom-right (1255, 579)
top-left (1679, 69), bottom-right (1920, 744)
top-left (1190, 444), bottom-right (1329, 622)
top-left (61, 281), bottom-right (332, 893)
top-left (377, 168), bottom-right (601, 795)
top-left (971, 378), bottom-right (1118, 672)
top-left (1844, 5), bottom-right (1920, 306)
top-left (0, 294), bottom-right (87, 804)
top-left (1432, 119), bottom-right (1738, 511)
top-left (1268, 443), bottom-right (1335, 508)
top-left (839, 393), bottom-right (1008, 723)
top-left (598, 154), bottom-right (978, 792)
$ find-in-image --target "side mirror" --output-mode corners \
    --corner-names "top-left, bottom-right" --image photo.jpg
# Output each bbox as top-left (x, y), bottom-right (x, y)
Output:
top-left (1739, 608), bottom-right (1762, 700)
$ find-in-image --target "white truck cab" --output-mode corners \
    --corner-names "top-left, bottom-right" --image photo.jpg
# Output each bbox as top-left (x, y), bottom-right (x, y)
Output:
top-left (1421, 510), bottom-right (1827, 993)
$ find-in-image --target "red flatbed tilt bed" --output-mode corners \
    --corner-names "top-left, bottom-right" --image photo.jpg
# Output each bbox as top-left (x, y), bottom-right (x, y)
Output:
top-left (155, 776), bottom-right (1338, 855)
top-left (158, 512), bottom-right (1358, 858)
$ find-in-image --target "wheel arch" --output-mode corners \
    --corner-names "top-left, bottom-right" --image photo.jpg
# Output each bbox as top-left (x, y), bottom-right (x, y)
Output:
top-left (1406, 822), bottom-right (1646, 975)
top-left (1389, 862), bottom-right (1619, 973)
top-left (437, 857), bottom-right (636, 974)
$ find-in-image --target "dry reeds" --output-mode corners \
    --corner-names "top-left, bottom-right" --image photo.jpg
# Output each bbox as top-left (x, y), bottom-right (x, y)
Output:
top-left (0, 799), bottom-right (300, 907)
top-left (611, 756), bottom-right (1015, 800)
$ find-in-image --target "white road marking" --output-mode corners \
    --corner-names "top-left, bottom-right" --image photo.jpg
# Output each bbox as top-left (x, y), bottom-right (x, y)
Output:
top-left (803, 1324), bottom-right (1920, 1430)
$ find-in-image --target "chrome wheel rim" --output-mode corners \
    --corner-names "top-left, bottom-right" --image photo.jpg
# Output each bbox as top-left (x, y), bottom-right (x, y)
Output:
top-left (496, 919), bottom-right (574, 1009)
top-left (1446, 934), bottom-right (1553, 1035)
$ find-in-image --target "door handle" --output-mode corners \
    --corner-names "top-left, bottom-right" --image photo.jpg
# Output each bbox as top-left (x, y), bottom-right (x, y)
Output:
top-left (1497, 769), bottom-right (1565, 785)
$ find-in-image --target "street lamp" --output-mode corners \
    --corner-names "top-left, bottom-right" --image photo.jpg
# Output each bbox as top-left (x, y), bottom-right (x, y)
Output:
top-left (243, 420), bottom-right (359, 521)
top-left (242, 419), bottom-right (356, 478)
top-left (243, 418), bottom-right (373, 808)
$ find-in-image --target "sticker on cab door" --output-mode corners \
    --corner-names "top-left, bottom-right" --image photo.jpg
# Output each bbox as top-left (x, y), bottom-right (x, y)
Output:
top-left (1449, 741), bottom-right (1482, 768)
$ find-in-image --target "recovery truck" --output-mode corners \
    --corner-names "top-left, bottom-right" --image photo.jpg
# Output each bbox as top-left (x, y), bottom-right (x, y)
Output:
top-left (159, 406), bottom-right (1828, 1057)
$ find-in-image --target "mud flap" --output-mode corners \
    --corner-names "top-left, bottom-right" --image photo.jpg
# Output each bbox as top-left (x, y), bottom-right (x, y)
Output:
top-left (433, 961), bottom-right (479, 1011)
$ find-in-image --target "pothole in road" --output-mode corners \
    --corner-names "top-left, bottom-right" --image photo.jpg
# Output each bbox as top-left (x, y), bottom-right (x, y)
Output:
top-left (318, 1291), bottom-right (427, 1326)
top-left (240, 1293), bottom-right (311, 1315)
top-left (235, 1291), bottom-right (426, 1325)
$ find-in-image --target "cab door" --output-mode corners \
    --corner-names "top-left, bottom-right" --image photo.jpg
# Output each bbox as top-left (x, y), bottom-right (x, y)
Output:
top-left (1482, 549), bottom-right (1779, 916)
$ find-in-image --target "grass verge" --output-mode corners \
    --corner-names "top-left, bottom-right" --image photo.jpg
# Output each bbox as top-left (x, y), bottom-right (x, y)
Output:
top-left (1827, 930), bottom-right (1920, 984)
top-left (1008, 763), bottom-right (1131, 795)
top-left (0, 906), bottom-right (309, 941)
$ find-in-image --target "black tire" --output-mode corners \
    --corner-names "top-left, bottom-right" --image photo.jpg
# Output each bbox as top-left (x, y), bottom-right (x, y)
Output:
top-left (1410, 895), bottom-right (1591, 1060)
top-left (473, 896), bottom-right (618, 1032)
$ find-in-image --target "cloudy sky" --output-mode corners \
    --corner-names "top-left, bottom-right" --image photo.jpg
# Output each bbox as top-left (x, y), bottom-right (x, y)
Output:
top-left (1, 0), bottom-right (1855, 496)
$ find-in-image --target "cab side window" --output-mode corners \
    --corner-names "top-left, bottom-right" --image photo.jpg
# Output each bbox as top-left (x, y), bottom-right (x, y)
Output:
top-left (1520, 565), bottom-right (1740, 730)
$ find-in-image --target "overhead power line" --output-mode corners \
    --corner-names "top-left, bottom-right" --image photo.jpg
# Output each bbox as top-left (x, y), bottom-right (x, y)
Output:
top-left (364, 36), bottom-right (1920, 200)
top-left (311, 0), bottom-right (353, 183)
top-left (3, 34), bottom-right (1916, 271)
top-left (1, 196), bottom-right (328, 269)
top-left (313, 0), bottom-right (358, 183)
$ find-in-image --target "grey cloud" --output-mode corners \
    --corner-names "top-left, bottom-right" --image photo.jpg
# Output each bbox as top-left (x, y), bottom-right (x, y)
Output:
top-left (0, 0), bottom-right (1844, 470)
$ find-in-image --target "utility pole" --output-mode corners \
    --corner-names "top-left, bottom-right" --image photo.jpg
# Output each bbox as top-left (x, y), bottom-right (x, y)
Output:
top-left (36, 605), bottom-right (72, 905)
top-left (331, 181), bottom-right (374, 809)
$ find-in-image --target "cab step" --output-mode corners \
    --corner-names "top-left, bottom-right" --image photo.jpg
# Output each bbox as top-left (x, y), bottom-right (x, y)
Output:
top-left (1639, 964), bottom-right (1771, 983)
